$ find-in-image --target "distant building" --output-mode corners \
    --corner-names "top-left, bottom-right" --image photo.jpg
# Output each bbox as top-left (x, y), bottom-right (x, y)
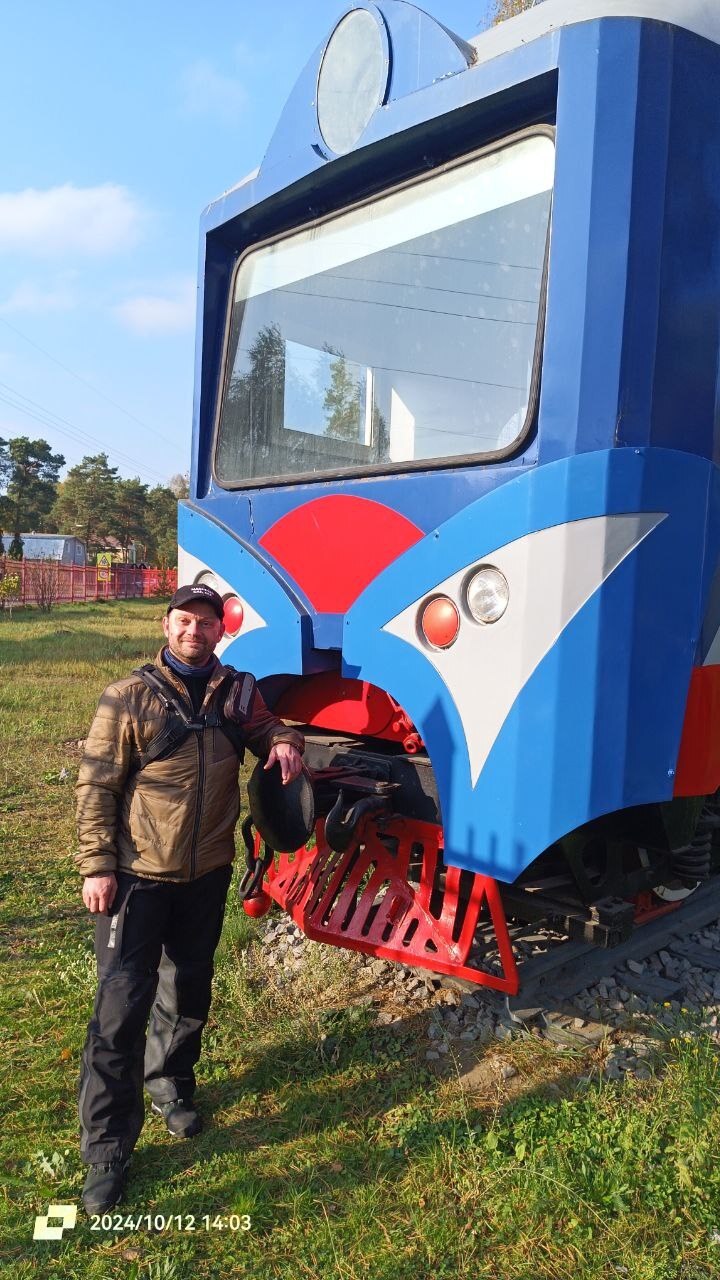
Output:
top-left (1, 533), bottom-right (87, 566)
top-left (95, 537), bottom-right (138, 565)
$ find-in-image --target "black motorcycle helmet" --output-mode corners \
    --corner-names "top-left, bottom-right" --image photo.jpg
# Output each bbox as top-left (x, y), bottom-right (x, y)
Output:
top-left (247, 758), bottom-right (315, 852)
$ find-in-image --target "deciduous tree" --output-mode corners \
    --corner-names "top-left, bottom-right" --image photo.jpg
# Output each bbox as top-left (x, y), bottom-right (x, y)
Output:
top-left (0, 438), bottom-right (11, 488)
top-left (490, 0), bottom-right (538, 24)
top-left (228, 323), bottom-right (286, 453)
top-left (168, 473), bottom-right (190, 499)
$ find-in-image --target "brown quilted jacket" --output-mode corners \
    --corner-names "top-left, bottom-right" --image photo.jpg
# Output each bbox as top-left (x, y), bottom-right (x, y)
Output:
top-left (75, 648), bottom-right (304, 882)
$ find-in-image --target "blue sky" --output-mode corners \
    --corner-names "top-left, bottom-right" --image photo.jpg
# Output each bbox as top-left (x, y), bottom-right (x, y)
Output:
top-left (0, 1), bottom-right (493, 488)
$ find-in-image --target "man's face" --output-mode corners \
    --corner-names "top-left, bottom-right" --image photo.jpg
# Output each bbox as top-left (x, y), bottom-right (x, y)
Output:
top-left (163, 601), bottom-right (224, 667)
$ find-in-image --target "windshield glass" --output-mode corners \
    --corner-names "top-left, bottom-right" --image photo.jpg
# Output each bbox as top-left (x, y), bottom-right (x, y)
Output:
top-left (215, 133), bottom-right (554, 486)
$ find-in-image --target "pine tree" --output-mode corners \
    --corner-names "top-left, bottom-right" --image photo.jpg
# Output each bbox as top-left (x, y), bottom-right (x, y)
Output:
top-left (323, 354), bottom-right (363, 442)
top-left (51, 453), bottom-right (118, 556)
top-left (229, 323), bottom-right (286, 451)
top-left (145, 486), bottom-right (179, 566)
top-left (114, 478), bottom-right (150, 562)
top-left (0, 436), bottom-right (65, 550)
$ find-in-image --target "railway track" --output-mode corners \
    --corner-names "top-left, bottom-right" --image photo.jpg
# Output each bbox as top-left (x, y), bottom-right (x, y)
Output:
top-left (255, 881), bottom-right (720, 1077)
top-left (443, 879), bottom-right (720, 1024)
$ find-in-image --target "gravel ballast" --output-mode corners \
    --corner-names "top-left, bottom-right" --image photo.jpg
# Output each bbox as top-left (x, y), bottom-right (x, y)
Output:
top-left (253, 913), bottom-right (720, 1081)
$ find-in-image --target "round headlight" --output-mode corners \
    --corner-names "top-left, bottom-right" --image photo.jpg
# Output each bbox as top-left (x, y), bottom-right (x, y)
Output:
top-left (465, 567), bottom-right (509, 625)
top-left (317, 9), bottom-right (388, 156)
top-left (194, 570), bottom-right (222, 592)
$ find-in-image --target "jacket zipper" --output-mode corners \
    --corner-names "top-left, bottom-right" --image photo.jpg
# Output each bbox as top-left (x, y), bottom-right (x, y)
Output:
top-left (163, 664), bottom-right (219, 884)
top-left (189, 729), bottom-right (205, 881)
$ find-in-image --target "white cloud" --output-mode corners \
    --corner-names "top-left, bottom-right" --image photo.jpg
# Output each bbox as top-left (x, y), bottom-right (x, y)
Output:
top-left (0, 184), bottom-right (144, 256)
top-left (179, 58), bottom-right (248, 121)
top-left (114, 277), bottom-right (197, 336)
top-left (0, 271), bottom-right (79, 314)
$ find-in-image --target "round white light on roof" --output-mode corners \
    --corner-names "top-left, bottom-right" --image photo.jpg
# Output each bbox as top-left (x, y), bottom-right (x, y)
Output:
top-left (465, 566), bottom-right (509, 625)
top-left (317, 8), bottom-right (388, 156)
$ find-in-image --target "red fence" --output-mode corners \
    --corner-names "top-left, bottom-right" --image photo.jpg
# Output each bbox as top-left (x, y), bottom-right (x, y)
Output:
top-left (0, 558), bottom-right (177, 606)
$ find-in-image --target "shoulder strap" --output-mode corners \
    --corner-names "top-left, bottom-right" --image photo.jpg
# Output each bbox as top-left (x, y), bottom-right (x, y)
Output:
top-left (133, 664), bottom-right (196, 719)
top-left (131, 664), bottom-right (205, 771)
top-left (129, 664), bottom-right (254, 771)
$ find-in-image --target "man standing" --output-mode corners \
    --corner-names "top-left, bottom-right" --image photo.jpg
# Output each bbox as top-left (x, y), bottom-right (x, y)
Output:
top-left (75, 584), bottom-right (303, 1215)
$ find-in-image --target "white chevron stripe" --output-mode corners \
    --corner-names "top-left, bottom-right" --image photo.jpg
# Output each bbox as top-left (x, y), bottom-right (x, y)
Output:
top-left (177, 546), bottom-right (266, 658)
top-left (383, 513), bottom-right (666, 786)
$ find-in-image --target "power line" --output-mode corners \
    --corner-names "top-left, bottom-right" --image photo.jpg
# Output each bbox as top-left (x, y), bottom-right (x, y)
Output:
top-left (0, 313), bottom-right (185, 455)
top-left (234, 345), bottom-right (526, 393)
top-left (0, 381), bottom-right (168, 484)
top-left (321, 269), bottom-right (540, 307)
top-left (0, 383), bottom-right (167, 484)
top-left (0, 378), bottom-right (165, 483)
top-left (0, 390), bottom-right (166, 485)
top-left (387, 246), bottom-right (545, 272)
top-left (282, 285), bottom-right (538, 326)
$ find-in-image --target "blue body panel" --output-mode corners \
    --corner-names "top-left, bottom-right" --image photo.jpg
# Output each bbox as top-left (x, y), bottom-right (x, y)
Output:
top-left (344, 448), bottom-right (713, 874)
top-left (180, 447), bottom-right (718, 876)
top-left (185, 3), bottom-right (720, 877)
top-left (178, 504), bottom-right (308, 678)
top-left (191, 9), bottom-right (720, 519)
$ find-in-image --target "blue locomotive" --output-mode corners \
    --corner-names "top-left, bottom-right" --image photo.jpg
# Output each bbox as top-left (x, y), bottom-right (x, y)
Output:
top-left (179, 0), bottom-right (720, 993)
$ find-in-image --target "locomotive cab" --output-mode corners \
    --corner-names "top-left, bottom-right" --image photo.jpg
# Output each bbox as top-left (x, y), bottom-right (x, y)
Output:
top-left (180, 0), bottom-right (720, 992)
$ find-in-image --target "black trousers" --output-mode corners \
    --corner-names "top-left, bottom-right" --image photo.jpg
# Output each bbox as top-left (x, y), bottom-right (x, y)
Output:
top-left (77, 862), bottom-right (233, 1166)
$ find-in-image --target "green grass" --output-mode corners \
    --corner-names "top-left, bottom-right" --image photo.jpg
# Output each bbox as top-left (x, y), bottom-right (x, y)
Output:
top-left (2, 600), bottom-right (720, 1279)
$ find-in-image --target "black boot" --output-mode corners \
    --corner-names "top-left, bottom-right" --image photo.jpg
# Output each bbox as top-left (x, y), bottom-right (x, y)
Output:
top-left (82, 1159), bottom-right (130, 1215)
top-left (151, 1098), bottom-right (202, 1138)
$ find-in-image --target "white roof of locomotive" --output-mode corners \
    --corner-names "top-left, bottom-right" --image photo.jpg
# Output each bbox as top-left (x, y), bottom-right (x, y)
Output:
top-left (468, 1), bottom-right (720, 63)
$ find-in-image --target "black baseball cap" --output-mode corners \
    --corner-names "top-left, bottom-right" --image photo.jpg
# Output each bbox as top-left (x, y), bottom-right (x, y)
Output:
top-left (167, 583), bottom-right (224, 621)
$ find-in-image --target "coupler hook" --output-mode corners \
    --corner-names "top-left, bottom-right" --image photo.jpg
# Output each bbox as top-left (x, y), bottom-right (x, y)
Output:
top-left (237, 814), bottom-right (274, 916)
top-left (324, 790), bottom-right (394, 853)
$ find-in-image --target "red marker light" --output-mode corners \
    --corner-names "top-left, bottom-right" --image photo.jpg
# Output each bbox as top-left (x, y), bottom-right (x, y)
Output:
top-left (419, 595), bottom-right (460, 649)
top-left (242, 888), bottom-right (271, 918)
top-left (223, 596), bottom-right (244, 636)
